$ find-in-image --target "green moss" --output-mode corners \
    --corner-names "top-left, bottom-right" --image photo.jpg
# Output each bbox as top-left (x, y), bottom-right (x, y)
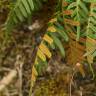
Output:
top-left (33, 74), bottom-right (68, 96)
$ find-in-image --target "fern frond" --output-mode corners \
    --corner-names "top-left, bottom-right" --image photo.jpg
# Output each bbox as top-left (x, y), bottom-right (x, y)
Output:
top-left (30, 15), bottom-right (69, 90)
top-left (61, 0), bottom-right (89, 40)
top-left (85, 3), bottom-right (96, 77)
top-left (67, 0), bottom-right (89, 22)
top-left (85, 3), bottom-right (96, 63)
top-left (86, 3), bottom-right (96, 38)
top-left (5, 0), bottom-right (44, 32)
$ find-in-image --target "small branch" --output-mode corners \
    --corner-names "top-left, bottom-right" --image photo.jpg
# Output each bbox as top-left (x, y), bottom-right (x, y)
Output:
top-left (0, 69), bottom-right (17, 92)
top-left (0, 54), bottom-right (24, 94)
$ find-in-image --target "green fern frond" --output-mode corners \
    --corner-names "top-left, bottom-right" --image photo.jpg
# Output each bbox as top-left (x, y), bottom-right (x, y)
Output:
top-left (67, 0), bottom-right (89, 40)
top-left (86, 3), bottom-right (96, 38)
top-left (85, 3), bottom-right (96, 78)
top-left (5, 0), bottom-right (44, 32)
top-left (86, 3), bottom-right (96, 60)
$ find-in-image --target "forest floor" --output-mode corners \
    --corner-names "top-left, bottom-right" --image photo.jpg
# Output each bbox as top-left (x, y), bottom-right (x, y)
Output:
top-left (0, 1), bottom-right (96, 96)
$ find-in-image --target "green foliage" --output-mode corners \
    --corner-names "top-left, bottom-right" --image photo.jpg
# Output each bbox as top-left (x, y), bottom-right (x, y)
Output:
top-left (4, 0), bottom-right (96, 92)
top-left (5, 0), bottom-right (46, 32)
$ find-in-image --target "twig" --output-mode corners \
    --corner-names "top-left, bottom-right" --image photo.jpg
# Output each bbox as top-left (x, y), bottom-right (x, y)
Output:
top-left (15, 55), bottom-right (24, 96)
top-left (0, 54), bottom-right (24, 94)
top-left (0, 69), bottom-right (17, 92)
top-left (18, 65), bottom-right (23, 96)
top-left (0, 67), bottom-right (11, 72)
